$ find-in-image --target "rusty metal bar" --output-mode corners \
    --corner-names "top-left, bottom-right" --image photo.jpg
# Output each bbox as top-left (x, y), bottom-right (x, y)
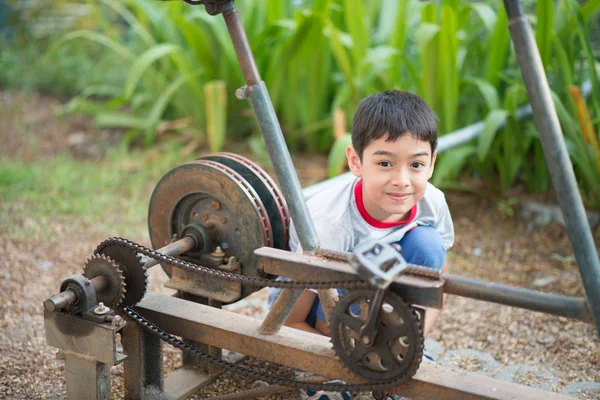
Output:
top-left (222, 7), bottom-right (261, 86)
top-left (444, 275), bottom-right (593, 323)
top-left (258, 288), bottom-right (303, 335)
top-left (503, 0), bottom-right (600, 333)
top-left (142, 236), bottom-right (196, 269)
top-left (121, 313), bottom-right (164, 399)
top-left (135, 293), bottom-right (572, 400)
top-left (64, 353), bottom-right (111, 400)
top-left (256, 247), bottom-right (444, 309)
top-left (257, 247), bottom-right (593, 323)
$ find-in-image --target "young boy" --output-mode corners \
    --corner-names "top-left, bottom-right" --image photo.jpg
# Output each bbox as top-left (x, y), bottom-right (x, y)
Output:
top-left (269, 90), bottom-right (454, 339)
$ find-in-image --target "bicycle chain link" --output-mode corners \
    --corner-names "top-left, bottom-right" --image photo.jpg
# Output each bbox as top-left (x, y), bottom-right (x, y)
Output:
top-left (97, 237), bottom-right (440, 392)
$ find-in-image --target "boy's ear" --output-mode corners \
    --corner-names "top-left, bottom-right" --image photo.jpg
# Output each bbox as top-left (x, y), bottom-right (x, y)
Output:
top-left (346, 146), bottom-right (362, 177)
top-left (428, 151), bottom-right (438, 179)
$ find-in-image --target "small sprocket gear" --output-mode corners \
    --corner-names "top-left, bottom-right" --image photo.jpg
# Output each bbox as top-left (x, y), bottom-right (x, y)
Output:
top-left (83, 254), bottom-right (126, 308)
top-left (330, 289), bottom-right (423, 383)
top-left (95, 241), bottom-right (149, 307)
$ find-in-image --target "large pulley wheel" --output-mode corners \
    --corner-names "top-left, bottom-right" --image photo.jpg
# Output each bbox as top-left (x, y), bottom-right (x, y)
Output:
top-left (199, 152), bottom-right (289, 251)
top-left (330, 290), bottom-right (424, 383)
top-left (148, 159), bottom-right (273, 298)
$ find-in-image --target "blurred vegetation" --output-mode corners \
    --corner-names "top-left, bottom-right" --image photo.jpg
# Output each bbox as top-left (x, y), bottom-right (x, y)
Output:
top-left (1, 0), bottom-right (599, 209)
top-left (0, 143), bottom-right (186, 239)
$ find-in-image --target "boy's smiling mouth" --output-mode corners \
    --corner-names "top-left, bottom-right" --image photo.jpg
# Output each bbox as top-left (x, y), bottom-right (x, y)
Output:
top-left (387, 192), bottom-right (411, 200)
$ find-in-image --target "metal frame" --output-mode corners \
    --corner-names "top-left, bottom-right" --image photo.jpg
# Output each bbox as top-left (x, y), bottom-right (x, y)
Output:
top-left (44, 0), bottom-right (600, 398)
top-left (231, 0), bottom-right (600, 334)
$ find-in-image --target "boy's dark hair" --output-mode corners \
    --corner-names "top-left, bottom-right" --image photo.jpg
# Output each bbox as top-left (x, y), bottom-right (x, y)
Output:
top-left (351, 90), bottom-right (438, 159)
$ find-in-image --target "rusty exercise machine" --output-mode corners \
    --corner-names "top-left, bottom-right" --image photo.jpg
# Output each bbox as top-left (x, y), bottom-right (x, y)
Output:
top-left (43, 0), bottom-right (600, 399)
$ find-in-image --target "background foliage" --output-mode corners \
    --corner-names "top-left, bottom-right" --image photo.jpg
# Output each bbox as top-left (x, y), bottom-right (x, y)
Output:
top-left (1, 0), bottom-right (599, 209)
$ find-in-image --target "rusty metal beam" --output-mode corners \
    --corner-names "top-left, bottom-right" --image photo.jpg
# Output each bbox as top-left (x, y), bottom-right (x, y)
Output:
top-left (64, 353), bottom-right (111, 400)
top-left (134, 293), bottom-right (571, 400)
top-left (256, 247), bottom-right (444, 308)
top-left (121, 316), bottom-right (164, 399)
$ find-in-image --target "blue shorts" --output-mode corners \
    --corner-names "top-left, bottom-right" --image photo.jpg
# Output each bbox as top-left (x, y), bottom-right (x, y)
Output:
top-left (306, 225), bottom-right (446, 328)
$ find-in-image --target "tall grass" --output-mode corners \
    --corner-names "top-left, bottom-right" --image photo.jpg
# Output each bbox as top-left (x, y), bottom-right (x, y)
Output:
top-left (35, 0), bottom-right (600, 209)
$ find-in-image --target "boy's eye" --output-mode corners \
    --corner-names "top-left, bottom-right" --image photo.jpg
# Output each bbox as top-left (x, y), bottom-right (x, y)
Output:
top-left (411, 162), bottom-right (425, 169)
top-left (378, 161), bottom-right (392, 167)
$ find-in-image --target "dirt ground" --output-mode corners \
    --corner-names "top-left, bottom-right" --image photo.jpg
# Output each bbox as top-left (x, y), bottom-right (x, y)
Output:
top-left (1, 91), bottom-right (599, 399)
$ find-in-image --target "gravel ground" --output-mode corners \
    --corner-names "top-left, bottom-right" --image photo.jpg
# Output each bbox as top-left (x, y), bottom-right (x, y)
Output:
top-left (1, 90), bottom-right (599, 399)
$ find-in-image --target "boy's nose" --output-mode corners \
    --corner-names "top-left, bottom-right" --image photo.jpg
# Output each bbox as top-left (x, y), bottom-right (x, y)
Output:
top-left (391, 170), bottom-right (410, 187)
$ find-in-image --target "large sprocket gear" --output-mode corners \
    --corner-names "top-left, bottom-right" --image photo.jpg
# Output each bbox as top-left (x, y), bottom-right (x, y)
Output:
top-left (94, 241), bottom-right (148, 307)
top-left (83, 254), bottom-right (126, 308)
top-left (330, 289), bottom-right (423, 383)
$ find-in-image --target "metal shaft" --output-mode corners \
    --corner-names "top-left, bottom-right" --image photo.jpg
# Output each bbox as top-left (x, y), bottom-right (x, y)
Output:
top-left (45, 236), bottom-right (197, 312)
top-left (444, 275), bottom-right (593, 323)
top-left (44, 276), bottom-right (106, 312)
top-left (504, 0), bottom-right (600, 333)
top-left (141, 236), bottom-right (196, 269)
top-left (44, 290), bottom-right (78, 312)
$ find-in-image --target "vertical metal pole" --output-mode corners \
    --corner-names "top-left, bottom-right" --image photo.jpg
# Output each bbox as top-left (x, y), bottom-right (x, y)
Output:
top-left (64, 354), bottom-right (111, 400)
top-left (122, 317), bottom-right (164, 399)
top-left (504, 0), bottom-right (600, 333)
top-left (221, 6), bottom-right (319, 253)
top-left (222, 3), bottom-right (339, 335)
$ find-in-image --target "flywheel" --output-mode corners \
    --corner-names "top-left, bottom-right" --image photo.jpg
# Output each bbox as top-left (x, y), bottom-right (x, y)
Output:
top-left (148, 158), bottom-right (277, 299)
top-left (199, 153), bottom-right (289, 251)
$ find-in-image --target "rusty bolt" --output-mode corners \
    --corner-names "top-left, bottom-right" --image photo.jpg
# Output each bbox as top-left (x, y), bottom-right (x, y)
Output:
top-left (212, 246), bottom-right (225, 257)
top-left (202, 211), bottom-right (209, 221)
top-left (220, 217), bottom-right (227, 224)
top-left (361, 335), bottom-right (371, 345)
top-left (94, 302), bottom-right (110, 315)
top-left (211, 200), bottom-right (221, 211)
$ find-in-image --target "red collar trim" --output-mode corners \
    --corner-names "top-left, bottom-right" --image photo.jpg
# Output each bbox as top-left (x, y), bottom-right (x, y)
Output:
top-left (354, 179), bottom-right (417, 228)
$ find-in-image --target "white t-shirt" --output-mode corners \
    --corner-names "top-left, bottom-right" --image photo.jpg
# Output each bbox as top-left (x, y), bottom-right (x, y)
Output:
top-left (290, 174), bottom-right (454, 253)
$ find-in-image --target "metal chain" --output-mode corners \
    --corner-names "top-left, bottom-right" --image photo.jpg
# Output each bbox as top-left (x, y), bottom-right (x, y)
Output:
top-left (122, 306), bottom-right (411, 392)
top-left (99, 236), bottom-right (438, 392)
top-left (96, 237), bottom-right (440, 290)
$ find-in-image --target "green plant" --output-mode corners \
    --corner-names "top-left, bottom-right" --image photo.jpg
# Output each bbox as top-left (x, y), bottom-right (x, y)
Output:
top-left (39, 0), bottom-right (600, 210)
top-left (0, 144), bottom-right (185, 238)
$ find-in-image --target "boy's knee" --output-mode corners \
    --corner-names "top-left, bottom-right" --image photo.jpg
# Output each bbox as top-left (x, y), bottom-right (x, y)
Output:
top-left (398, 226), bottom-right (446, 270)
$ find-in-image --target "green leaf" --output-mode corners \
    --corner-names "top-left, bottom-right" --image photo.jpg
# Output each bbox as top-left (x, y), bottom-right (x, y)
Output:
top-left (125, 44), bottom-right (180, 100)
top-left (328, 134), bottom-right (352, 177)
top-left (469, 3), bottom-right (496, 32)
top-left (144, 74), bottom-right (190, 145)
top-left (431, 145), bottom-right (476, 187)
top-left (535, 0), bottom-right (554, 67)
top-left (478, 109), bottom-right (508, 161)
top-left (95, 112), bottom-right (149, 130)
top-left (464, 77), bottom-right (500, 110)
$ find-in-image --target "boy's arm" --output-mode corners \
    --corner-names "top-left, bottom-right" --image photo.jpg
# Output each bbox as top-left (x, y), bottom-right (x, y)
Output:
top-left (435, 192), bottom-right (455, 251)
top-left (283, 290), bottom-right (324, 335)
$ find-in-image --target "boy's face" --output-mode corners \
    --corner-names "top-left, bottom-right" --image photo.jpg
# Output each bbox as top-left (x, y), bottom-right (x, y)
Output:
top-left (346, 133), bottom-right (436, 222)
